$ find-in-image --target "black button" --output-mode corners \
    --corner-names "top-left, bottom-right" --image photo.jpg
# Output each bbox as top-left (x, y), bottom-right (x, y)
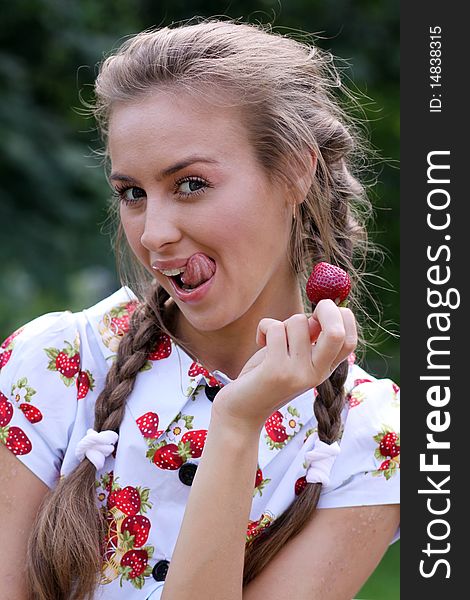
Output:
top-left (205, 384), bottom-right (221, 402)
top-left (179, 462), bottom-right (198, 486)
top-left (152, 559), bottom-right (170, 581)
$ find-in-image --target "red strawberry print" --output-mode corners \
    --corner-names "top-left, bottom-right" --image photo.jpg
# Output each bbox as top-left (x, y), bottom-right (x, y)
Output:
top-left (347, 390), bottom-right (365, 409)
top-left (56, 351), bottom-right (80, 378)
top-left (246, 512), bottom-right (274, 543)
top-left (264, 411), bottom-right (288, 443)
top-left (188, 361), bottom-right (220, 387)
top-left (120, 549), bottom-right (149, 579)
top-left (45, 340), bottom-right (81, 385)
top-left (295, 476), bottom-right (308, 496)
top-left (306, 262), bottom-right (351, 306)
top-left (109, 301), bottom-right (138, 336)
top-left (379, 432), bottom-right (400, 458)
top-left (255, 468), bottom-right (263, 488)
top-left (181, 429), bottom-right (207, 458)
top-left (4, 426), bottom-right (32, 455)
top-left (76, 370), bottom-right (95, 399)
top-left (1, 327), bottom-right (24, 349)
top-left (0, 350), bottom-right (12, 369)
top-left (121, 515), bottom-right (151, 548)
top-left (253, 467), bottom-right (271, 497)
top-left (152, 443), bottom-right (185, 470)
top-left (354, 378), bottom-right (372, 386)
top-left (0, 393), bottom-right (13, 427)
top-left (392, 383), bottom-right (400, 394)
top-left (373, 427), bottom-right (400, 480)
top-left (113, 486), bottom-right (142, 516)
top-left (148, 334), bottom-right (172, 361)
top-left (19, 403), bottom-right (43, 424)
top-left (375, 458), bottom-right (400, 481)
top-left (0, 327), bottom-right (24, 370)
top-left (136, 412), bottom-right (161, 438)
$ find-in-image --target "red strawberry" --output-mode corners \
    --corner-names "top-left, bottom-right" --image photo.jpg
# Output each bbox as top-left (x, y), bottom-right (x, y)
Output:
top-left (181, 429), bottom-right (207, 458)
top-left (113, 486), bottom-right (141, 516)
top-left (295, 476), bottom-right (308, 496)
top-left (120, 549), bottom-right (149, 579)
top-left (76, 370), bottom-right (95, 399)
top-left (379, 432), bottom-right (400, 458)
top-left (379, 459), bottom-right (391, 471)
top-left (264, 411), bottom-right (288, 443)
top-left (392, 383), bottom-right (400, 394)
top-left (153, 443), bottom-right (185, 470)
top-left (55, 351), bottom-right (80, 378)
top-left (148, 334), bottom-right (172, 361)
top-left (136, 412), bottom-right (161, 438)
top-left (121, 515), bottom-right (151, 548)
top-left (5, 426), bottom-right (32, 455)
top-left (306, 262), bottom-right (351, 306)
top-left (0, 393), bottom-right (13, 427)
top-left (19, 403), bottom-right (43, 424)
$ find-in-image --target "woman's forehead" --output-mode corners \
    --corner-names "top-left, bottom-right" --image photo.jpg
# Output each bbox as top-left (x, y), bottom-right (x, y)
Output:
top-left (108, 90), bottom-right (253, 171)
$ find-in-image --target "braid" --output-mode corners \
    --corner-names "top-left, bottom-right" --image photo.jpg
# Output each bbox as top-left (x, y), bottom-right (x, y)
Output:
top-left (25, 284), bottom-right (171, 600)
top-left (94, 294), bottom-right (165, 432)
top-left (314, 359), bottom-right (349, 444)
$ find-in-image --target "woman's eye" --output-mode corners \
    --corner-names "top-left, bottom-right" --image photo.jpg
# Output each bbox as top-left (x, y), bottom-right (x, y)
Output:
top-left (113, 186), bottom-right (146, 206)
top-left (176, 176), bottom-right (211, 197)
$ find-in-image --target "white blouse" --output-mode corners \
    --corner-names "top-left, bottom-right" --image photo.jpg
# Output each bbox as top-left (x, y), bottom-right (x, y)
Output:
top-left (0, 286), bottom-right (400, 599)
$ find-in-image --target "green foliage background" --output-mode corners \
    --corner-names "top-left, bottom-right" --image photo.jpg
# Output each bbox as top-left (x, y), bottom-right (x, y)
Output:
top-left (0, 1), bottom-right (399, 598)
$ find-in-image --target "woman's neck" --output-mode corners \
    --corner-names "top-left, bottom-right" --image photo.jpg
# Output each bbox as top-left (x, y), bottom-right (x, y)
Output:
top-left (165, 283), bottom-right (305, 381)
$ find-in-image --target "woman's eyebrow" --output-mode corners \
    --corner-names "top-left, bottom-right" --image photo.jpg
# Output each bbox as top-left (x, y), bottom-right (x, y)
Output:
top-left (109, 156), bottom-right (220, 183)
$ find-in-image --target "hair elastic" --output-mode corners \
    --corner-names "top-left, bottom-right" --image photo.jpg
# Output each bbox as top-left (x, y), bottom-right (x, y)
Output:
top-left (75, 428), bottom-right (119, 470)
top-left (304, 434), bottom-right (341, 486)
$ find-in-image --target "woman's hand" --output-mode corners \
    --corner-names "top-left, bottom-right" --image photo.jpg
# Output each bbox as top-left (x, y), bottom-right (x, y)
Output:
top-left (212, 299), bottom-right (357, 429)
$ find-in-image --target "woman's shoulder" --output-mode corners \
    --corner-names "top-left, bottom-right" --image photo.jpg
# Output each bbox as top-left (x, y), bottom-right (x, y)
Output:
top-left (0, 286), bottom-right (139, 487)
top-left (0, 286), bottom-right (138, 372)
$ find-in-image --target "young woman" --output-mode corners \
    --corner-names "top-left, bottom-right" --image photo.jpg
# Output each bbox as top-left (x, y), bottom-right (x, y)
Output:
top-left (0, 19), bottom-right (400, 600)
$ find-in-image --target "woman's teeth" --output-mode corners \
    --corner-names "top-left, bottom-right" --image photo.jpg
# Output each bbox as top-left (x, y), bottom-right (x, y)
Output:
top-left (160, 267), bottom-right (186, 276)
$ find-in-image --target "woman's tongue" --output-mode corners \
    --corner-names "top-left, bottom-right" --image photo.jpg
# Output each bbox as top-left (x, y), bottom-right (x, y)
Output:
top-left (180, 253), bottom-right (216, 289)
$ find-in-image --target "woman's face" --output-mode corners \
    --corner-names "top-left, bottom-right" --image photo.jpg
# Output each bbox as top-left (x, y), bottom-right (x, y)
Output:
top-left (108, 89), bottom-right (298, 333)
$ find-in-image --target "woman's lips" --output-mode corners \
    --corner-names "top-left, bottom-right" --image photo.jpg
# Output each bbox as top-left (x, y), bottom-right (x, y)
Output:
top-left (168, 269), bottom-right (216, 303)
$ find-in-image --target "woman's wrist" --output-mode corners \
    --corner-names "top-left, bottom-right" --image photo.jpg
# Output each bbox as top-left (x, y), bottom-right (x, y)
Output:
top-left (211, 393), bottom-right (264, 438)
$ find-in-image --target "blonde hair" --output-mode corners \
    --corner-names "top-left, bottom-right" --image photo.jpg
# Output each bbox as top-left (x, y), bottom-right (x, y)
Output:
top-left (27, 18), bottom-right (374, 599)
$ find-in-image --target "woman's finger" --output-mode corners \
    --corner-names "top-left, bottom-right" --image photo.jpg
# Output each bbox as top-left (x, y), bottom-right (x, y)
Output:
top-left (310, 300), bottom-right (346, 379)
top-left (256, 318), bottom-right (289, 360)
top-left (328, 307), bottom-right (358, 373)
top-left (283, 313), bottom-right (311, 360)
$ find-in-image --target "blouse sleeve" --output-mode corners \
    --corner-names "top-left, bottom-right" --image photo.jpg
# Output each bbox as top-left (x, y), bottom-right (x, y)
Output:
top-left (317, 373), bottom-right (400, 511)
top-left (0, 311), bottom-right (83, 488)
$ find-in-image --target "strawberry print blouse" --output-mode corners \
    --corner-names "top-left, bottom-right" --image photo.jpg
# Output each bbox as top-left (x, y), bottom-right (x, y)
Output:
top-left (0, 286), bottom-right (400, 600)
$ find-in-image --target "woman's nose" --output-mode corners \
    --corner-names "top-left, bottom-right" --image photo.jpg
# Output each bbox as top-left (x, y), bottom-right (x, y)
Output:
top-left (140, 200), bottom-right (182, 251)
